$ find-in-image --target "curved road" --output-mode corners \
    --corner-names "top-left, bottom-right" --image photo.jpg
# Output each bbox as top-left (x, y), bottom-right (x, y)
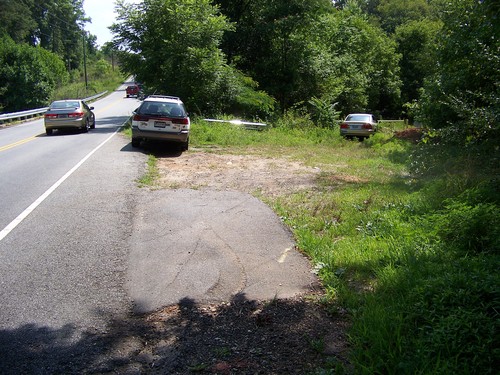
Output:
top-left (0, 82), bottom-right (315, 372)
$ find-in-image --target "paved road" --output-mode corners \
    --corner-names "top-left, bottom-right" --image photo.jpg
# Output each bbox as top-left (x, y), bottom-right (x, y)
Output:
top-left (128, 188), bottom-right (315, 313)
top-left (0, 83), bottom-right (316, 372)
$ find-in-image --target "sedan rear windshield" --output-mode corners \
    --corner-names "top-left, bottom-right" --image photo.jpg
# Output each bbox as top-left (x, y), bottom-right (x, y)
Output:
top-left (346, 114), bottom-right (372, 122)
top-left (50, 101), bottom-right (80, 109)
top-left (139, 102), bottom-right (186, 117)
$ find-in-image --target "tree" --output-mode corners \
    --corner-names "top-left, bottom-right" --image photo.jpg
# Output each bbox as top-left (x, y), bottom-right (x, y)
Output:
top-left (33, 0), bottom-right (89, 70)
top-left (100, 42), bottom-right (118, 71)
top-left (215, 0), bottom-right (401, 117)
top-left (111, 0), bottom-right (274, 117)
top-left (306, 5), bottom-right (401, 116)
top-left (0, 0), bottom-right (36, 43)
top-left (215, 0), bottom-right (333, 112)
top-left (0, 0), bottom-right (93, 70)
top-left (394, 19), bottom-right (442, 105)
top-left (360, 0), bottom-right (435, 33)
top-left (0, 36), bottom-right (68, 112)
top-left (419, 0), bottom-right (499, 135)
top-left (378, 0), bottom-right (432, 33)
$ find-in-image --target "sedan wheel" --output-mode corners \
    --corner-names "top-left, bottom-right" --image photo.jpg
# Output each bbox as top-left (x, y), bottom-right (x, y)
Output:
top-left (82, 118), bottom-right (90, 133)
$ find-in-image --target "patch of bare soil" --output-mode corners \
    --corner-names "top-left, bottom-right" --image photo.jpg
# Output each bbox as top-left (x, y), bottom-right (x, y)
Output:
top-left (116, 150), bottom-right (351, 374)
top-left (394, 127), bottom-right (423, 143)
top-left (156, 150), bottom-right (323, 197)
top-left (131, 294), bottom-right (349, 374)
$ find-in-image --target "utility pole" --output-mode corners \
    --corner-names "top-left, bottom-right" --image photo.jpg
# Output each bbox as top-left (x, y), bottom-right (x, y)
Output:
top-left (82, 31), bottom-right (88, 91)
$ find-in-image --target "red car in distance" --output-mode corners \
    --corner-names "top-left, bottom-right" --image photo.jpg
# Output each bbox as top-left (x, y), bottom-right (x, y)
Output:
top-left (126, 85), bottom-right (140, 98)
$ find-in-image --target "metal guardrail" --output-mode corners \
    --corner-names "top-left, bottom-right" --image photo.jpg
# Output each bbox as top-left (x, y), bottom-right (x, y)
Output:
top-left (378, 119), bottom-right (406, 123)
top-left (0, 107), bottom-right (49, 123)
top-left (0, 91), bottom-right (108, 124)
top-left (203, 118), bottom-right (267, 130)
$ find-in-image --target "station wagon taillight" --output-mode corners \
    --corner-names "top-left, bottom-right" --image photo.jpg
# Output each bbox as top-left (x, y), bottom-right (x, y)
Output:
top-left (133, 114), bottom-right (150, 121)
top-left (172, 118), bottom-right (189, 125)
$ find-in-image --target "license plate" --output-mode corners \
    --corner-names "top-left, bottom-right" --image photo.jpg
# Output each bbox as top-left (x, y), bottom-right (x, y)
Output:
top-left (58, 114), bottom-right (68, 118)
top-left (154, 121), bottom-right (167, 128)
top-left (350, 125), bottom-right (360, 129)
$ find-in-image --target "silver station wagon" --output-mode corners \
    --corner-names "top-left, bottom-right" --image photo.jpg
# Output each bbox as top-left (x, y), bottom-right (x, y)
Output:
top-left (131, 95), bottom-right (190, 151)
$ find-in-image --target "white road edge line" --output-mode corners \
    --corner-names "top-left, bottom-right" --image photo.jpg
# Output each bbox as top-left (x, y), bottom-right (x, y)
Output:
top-left (0, 126), bottom-right (123, 242)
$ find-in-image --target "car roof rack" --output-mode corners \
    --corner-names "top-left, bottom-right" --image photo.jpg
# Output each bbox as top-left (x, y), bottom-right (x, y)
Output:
top-left (146, 95), bottom-right (180, 100)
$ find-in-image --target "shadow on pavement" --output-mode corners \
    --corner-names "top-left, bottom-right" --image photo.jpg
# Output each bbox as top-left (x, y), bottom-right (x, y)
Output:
top-left (0, 294), bottom-right (350, 374)
top-left (120, 140), bottom-right (184, 158)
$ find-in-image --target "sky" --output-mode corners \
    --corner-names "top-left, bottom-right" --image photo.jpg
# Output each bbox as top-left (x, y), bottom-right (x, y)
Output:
top-left (83, 0), bottom-right (141, 47)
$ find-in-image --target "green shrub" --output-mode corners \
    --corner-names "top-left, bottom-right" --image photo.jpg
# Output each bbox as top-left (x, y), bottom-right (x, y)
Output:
top-left (432, 201), bottom-right (499, 255)
top-left (182, 116), bottom-right (499, 374)
top-left (0, 36), bottom-right (68, 111)
top-left (404, 256), bottom-right (499, 374)
top-left (273, 107), bottom-right (316, 130)
top-left (307, 97), bottom-right (341, 129)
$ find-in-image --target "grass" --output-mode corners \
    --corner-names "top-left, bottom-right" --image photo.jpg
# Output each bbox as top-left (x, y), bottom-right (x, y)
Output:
top-left (51, 69), bottom-right (126, 102)
top-left (137, 154), bottom-right (160, 187)
top-left (187, 119), bottom-right (499, 374)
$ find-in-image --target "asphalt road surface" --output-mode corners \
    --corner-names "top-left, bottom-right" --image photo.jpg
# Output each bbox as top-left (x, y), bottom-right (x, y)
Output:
top-left (0, 83), bottom-right (315, 372)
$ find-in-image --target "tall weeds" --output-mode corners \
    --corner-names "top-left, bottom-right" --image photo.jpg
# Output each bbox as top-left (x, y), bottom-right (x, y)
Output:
top-left (191, 120), bottom-right (499, 374)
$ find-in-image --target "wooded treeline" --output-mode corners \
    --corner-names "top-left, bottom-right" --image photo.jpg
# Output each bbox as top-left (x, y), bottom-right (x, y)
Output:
top-left (110, 0), bottom-right (498, 148)
top-left (0, 0), bottom-right (113, 112)
top-left (1, 0), bottom-right (498, 149)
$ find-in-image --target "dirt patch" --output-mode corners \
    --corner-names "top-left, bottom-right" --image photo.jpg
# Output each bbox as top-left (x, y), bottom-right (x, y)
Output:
top-left (139, 294), bottom-right (349, 374)
top-left (394, 127), bottom-right (423, 143)
top-left (156, 150), bottom-right (323, 197)
top-left (118, 150), bottom-right (352, 374)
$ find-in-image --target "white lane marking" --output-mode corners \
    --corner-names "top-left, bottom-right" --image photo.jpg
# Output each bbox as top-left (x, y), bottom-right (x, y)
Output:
top-left (278, 247), bottom-right (292, 263)
top-left (0, 126), bottom-right (123, 242)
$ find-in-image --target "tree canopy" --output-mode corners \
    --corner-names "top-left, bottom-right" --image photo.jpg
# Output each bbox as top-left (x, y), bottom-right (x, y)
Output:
top-left (0, 0), bottom-right (93, 70)
top-left (111, 0), bottom-right (275, 116)
top-left (0, 0), bottom-right (105, 111)
top-left (112, 0), bottom-right (402, 117)
top-left (0, 36), bottom-right (68, 112)
top-left (418, 0), bottom-right (499, 146)
top-left (0, 0), bottom-right (497, 151)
